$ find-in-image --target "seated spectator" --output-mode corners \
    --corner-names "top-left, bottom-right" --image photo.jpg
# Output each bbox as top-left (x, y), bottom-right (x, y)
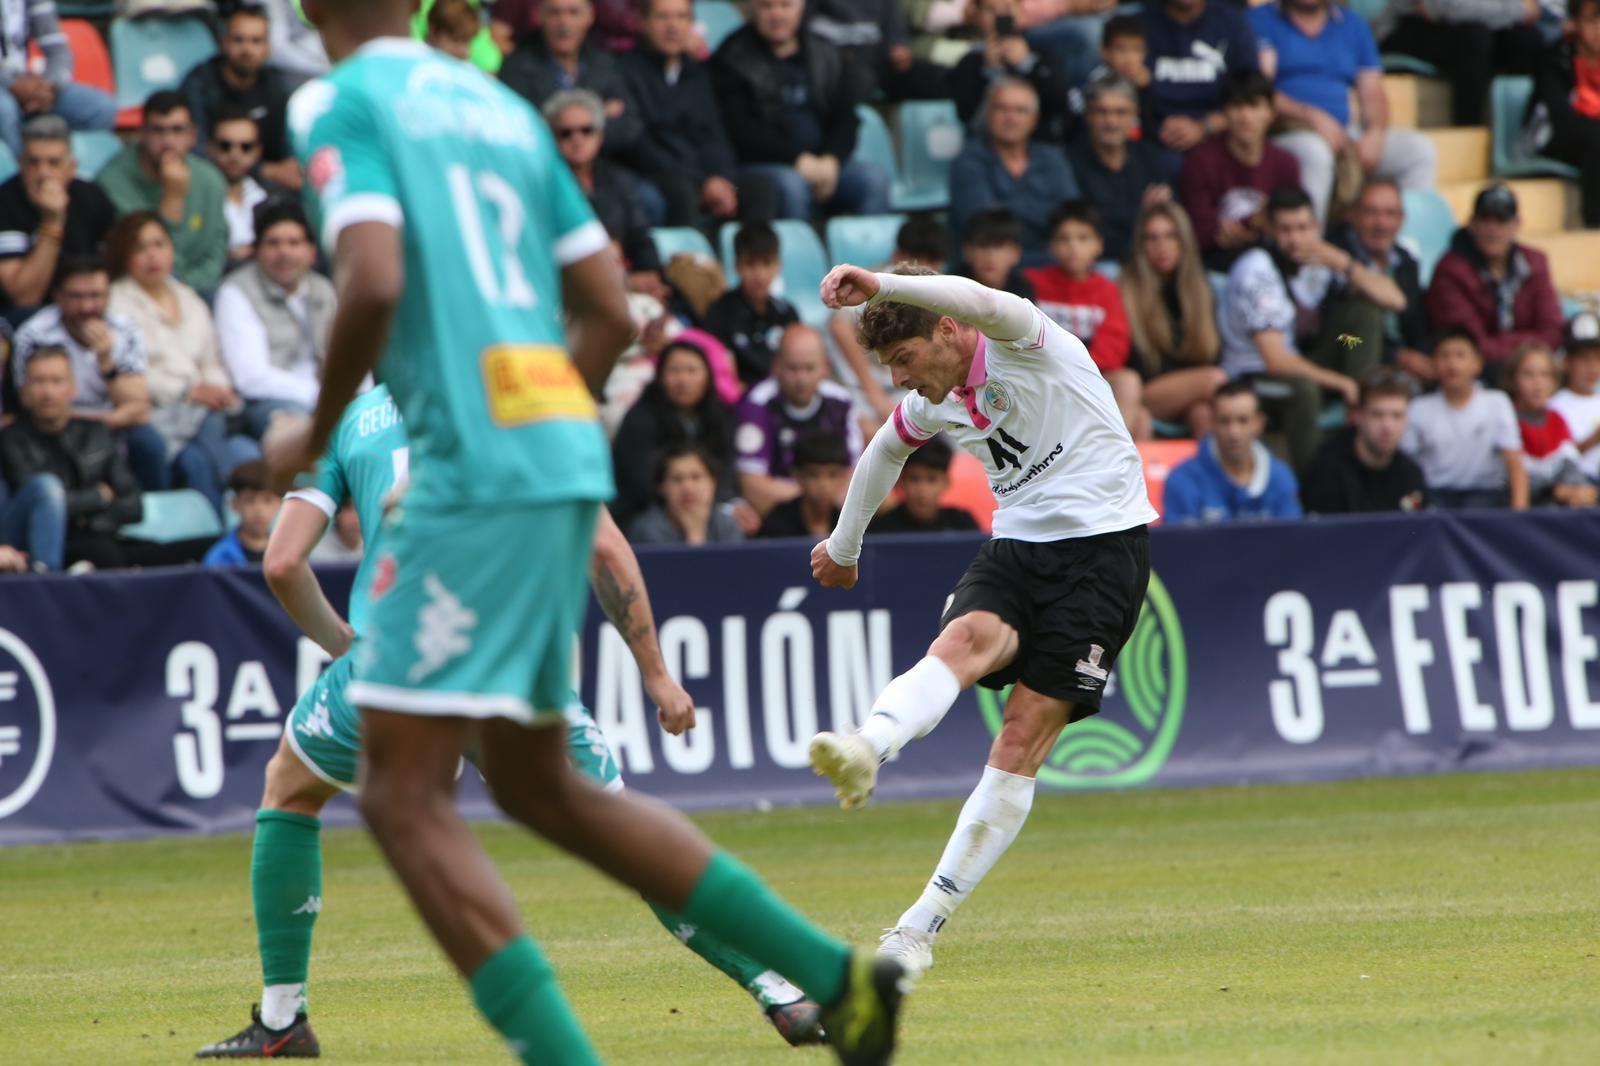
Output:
top-left (1220, 186), bottom-right (1405, 471)
top-left (952, 0), bottom-right (1072, 141)
top-left (757, 433), bottom-right (849, 538)
top-left (1551, 311), bottom-right (1600, 483)
top-left (264, 0), bottom-right (330, 83)
top-left (1025, 201), bottom-right (1144, 437)
top-left (1425, 184), bottom-right (1563, 369)
top-left (889, 215), bottom-right (947, 272)
top-left (1333, 179), bottom-right (1430, 382)
top-left (1504, 341), bottom-right (1598, 506)
top-left (0, 347), bottom-right (144, 571)
top-left (627, 443), bottom-right (746, 545)
top-left (1143, 0), bottom-right (1259, 157)
top-left (1008, 0), bottom-right (1118, 89)
top-left (98, 92), bottom-right (230, 295)
top-left (426, 0), bottom-right (483, 60)
top-left (492, 0), bottom-right (642, 54)
top-left (948, 78), bottom-right (1080, 265)
top-left (1381, 0), bottom-right (1545, 128)
top-left (1253, 0), bottom-right (1436, 223)
top-left (959, 209), bottom-right (1034, 299)
top-left (618, 0), bottom-right (745, 230)
top-left (0, 116), bottom-right (116, 310)
top-left (868, 436), bottom-right (982, 533)
top-left (809, 0), bottom-right (949, 102)
top-left (1402, 328), bottom-right (1528, 508)
top-left (1526, 0), bottom-right (1600, 229)
top-left (1067, 75), bottom-right (1174, 265)
top-left (108, 211), bottom-right (255, 515)
top-left (703, 222), bottom-right (800, 386)
top-left (1069, 15), bottom-right (1158, 142)
top-left (181, 4), bottom-right (302, 191)
top-left (1119, 202), bottom-right (1228, 435)
top-left (214, 203), bottom-right (336, 438)
top-left (12, 257), bottom-right (166, 490)
top-left (208, 107), bottom-right (279, 269)
top-left (736, 324), bottom-right (863, 514)
top-left (544, 91), bottom-right (663, 299)
top-left (204, 461), bottom-right (280, 565)
top-left (0, 0), bottom-right (116, 159)
top-left (1301, 366), bottom-right (1428, 513)
top-left (1179, 68), bottom-right (1301, 272)
top-left (711, 0), bottom-right (891, 222)
top-left (500, 0), bottom-right (643, 162)
top-left (611, 340), bottom-right (739, 527)
top-left (1163, 379), bottom-right (1303, 522)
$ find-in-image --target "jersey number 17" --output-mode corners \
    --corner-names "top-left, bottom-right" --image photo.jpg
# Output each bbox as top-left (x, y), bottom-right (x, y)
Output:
top-left (449, 165), bottom-right (537, 309)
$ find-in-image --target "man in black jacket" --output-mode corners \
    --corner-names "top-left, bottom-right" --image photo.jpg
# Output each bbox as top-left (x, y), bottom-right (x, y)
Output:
top-left (1333, 180), bottom-right (1431, 384)
top-left (711, 0), bottom-right (891, 221)
top-left (179, 3), bottom-right (301, 190)
top-left (618, 0), bottom-right (749, 229)
top-left (500, 0), bottom-right (643, 163)
top-left (1300, 367), bottom-right (1428, 514)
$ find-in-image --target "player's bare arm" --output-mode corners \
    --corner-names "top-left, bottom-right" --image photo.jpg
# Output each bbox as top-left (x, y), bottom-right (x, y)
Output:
top-left (263, 498), bottom-right (355, 658)
top-left (590, 508), bottom-right (697, 735)
top-left (562, 249), bottom-right (636, 397)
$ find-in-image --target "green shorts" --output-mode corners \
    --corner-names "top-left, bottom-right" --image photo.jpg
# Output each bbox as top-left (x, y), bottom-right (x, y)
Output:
top-left (347, 500), bottom-right (600, 726)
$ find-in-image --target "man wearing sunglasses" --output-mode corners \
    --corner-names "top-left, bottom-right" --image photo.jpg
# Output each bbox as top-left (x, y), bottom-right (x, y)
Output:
top-left (208, 105), bottom-right (281, 268)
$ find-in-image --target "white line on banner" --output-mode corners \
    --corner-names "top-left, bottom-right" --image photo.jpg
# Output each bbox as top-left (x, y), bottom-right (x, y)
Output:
top-left (225, 723), bottom-right (283, 742)
top-left (1322, 669), bottom-right (1381, 688)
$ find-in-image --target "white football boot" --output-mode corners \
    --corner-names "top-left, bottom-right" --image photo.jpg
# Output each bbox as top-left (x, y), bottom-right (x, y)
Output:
top-left (807, 731), bottom-right (879, 810)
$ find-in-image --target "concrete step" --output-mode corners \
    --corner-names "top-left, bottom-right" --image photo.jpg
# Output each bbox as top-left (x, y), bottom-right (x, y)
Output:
top-left (1383, 74), bottom-right (1452, 130)
top-left (1436, 178), bottom-right (1580, 234)
top-left (1424, 127), bottom-right (1491, 184)
top-left (1521, 230), bottom-right (1600, 294)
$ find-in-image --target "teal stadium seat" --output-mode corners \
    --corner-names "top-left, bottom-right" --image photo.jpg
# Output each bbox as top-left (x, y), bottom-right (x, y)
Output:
top-left (851, 105), bottom-right (902, 195)
top-left (110, 16), bottom-right (217, 112)
top-left (894, 100), bottom-right (963, 212)
top-left (719, 219), bottom-right (831, 327)
top-left (825, 214), bottom-right (906, 269)
top-left (694, 0), bottom-right (743, 53)
top-left (71, 131), bottom-right (123, 178)
top-left (650, 226), bottom-right (716, 264)
top-left (1399, 187), bottom-right (1457, 285)
top-left (1491, 76), bottom-right (1581, 180)
top-left (0, 141), bottom-right (16, 184)
top-left (122, 490), bottom-right (223, 544)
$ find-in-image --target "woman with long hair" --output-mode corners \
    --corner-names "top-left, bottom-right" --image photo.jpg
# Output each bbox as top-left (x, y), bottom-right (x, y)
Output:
top-left (107, 211), bottom-right (257, 514)
top-left (610, 339), bottom-right (739, 527)
top-left (1120, 202), bottom-right (1229, 436)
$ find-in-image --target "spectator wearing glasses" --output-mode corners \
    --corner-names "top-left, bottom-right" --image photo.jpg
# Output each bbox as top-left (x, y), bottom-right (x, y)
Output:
top-left (207, 106), bottom-right (279, 268)
top-left (0, 0), bottom-right (117, 159)
top-left (951, 0), bottom-right (1072, 142)
top-left (499, 0), bottom-right (643, 160)
top-left (179, 3), bottom-right (302, 191)
top-left (0, 116), bottom-right (116, 310)
top-left (97, 92), bottom-right (230, 295)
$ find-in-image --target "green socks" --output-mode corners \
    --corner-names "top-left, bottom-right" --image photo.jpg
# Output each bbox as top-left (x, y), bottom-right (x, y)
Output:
top-left (252, 810), bottom-right (323, 1030)
top-left (470, 936), bottom-right (599, 1066)
top-left (646, 900), bottom-right (812, 1007)
top-left (679, 851), bottom-right (851, 1006)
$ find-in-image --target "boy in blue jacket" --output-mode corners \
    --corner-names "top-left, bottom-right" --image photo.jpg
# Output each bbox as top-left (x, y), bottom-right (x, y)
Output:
top-left (204, 461), bottom-right (281, 566)
top-left (1164, 379), bottom-right (1302, 522)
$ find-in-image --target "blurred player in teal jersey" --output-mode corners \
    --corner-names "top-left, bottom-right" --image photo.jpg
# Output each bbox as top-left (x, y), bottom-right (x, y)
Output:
top-left (260, 3), bottom-right (906, 1064)
top-left (198, 387), bottom-right (826, 1057)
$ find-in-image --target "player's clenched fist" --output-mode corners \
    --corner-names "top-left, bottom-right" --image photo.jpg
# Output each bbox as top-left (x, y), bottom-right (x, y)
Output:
top-left (811, 540), bottom-right (859, 590)
top-left (819, 264), bottom-right (880, 310)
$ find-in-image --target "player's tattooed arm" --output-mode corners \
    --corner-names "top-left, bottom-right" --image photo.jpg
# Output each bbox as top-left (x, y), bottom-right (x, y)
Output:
top-left (593, 563), bottom-right (651, 652)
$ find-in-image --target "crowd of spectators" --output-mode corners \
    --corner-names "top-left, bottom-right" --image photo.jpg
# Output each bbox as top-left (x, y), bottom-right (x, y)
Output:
top-left (1, 0), bottom-right (1598, 575)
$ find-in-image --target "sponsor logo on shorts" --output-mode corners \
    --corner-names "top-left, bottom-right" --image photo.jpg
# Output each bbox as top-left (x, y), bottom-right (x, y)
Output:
top-left (409, 574), bottom-right (478, 683)
top-left (977, 571), bottom-right (1188, 790)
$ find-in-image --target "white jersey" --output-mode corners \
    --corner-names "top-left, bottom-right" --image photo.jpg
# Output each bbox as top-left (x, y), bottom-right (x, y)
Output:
top-left (827, 273), bottom-right (1156, 566)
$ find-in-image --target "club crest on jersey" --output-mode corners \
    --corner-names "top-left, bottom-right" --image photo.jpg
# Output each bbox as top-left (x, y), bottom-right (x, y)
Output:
top-left (983, 380), bottom-right (1012, 414)
top-left (308, 145), bottom-right (344, 198)
top-left (370, 554), bottom-right (398, 602)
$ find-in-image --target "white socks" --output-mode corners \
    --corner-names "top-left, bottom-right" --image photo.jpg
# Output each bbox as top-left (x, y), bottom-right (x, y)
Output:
top-left (857, 656), bottom-right (962, 762)
top-left (260, 982), bottom-right (307, 1031)
top-left (898, 766), bottom-right (1036, 937)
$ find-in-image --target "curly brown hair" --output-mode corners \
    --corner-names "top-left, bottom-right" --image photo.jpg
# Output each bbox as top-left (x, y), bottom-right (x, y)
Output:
top-left (855, 263), bottom-right (943, 354)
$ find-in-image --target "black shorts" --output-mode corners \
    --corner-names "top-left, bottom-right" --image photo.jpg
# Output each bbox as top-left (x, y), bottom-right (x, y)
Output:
top-left (940, 526), bottom-right (1151, 710)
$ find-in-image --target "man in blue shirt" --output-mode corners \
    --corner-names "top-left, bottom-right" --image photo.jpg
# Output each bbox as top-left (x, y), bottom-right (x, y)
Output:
top-left (1252, 0), bottom-right (1436, 222)
top-left (1143, 0), bottom-right (1259, 156)
top-left (1164, 378), bottom-right (1303, 522)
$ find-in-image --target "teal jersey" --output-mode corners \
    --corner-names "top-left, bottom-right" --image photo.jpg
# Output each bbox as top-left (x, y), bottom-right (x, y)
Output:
top-left (288, 39), bottom-right (613, 513)
top-left (289, 385), bottom-right (409, 636)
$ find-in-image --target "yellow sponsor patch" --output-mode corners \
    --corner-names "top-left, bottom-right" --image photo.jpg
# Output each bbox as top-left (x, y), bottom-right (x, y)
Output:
top-left (481, 345), bottom-right (596, 426)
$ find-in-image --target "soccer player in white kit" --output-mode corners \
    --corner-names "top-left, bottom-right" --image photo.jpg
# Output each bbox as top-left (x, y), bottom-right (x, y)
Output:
top-left (808, 263), bottom-right (1159, 977)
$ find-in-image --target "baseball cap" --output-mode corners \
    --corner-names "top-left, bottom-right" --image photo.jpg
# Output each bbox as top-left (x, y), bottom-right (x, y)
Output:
top-left (1565, 310), bottom-right (1600, 354)
top-left (1472, 184), bottom-right (1518, 221)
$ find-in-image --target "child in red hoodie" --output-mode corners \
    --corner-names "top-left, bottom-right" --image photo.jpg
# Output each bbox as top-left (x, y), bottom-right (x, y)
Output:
top-left (1024, 200), bottom-right (1147, 437)
top-left (1504, 341), bottom-right (1598, 507)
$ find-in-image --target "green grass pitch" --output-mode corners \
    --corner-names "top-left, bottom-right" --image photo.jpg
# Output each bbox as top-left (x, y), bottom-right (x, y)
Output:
top-left (3, 769), bottom-right (1598, 1065)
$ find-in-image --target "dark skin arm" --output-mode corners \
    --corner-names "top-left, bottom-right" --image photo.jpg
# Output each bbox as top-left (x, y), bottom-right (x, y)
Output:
top-left (562, 247), bottom-right (636, 397)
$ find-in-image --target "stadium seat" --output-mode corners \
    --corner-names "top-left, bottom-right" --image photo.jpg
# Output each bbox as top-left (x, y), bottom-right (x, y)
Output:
top-left (1138, 440), bottom-right (1199, 523)
top-left (1490, 76), bottom-right (1581, 181)
top-left (851, 105), bottom-right (903, 195)
top-left (29, 19), bottom-right (115, 96)
top-left (694, 0), bottom-right (743, 53)
top-left (122, 490), bottom-right (223, 544)
top-left (1380, 54), bottom-right (1439, 78)
top-left (110, 16), bottom-right (217, 114)
top-left (825, 214), bottom-right (905, 269)
top-left (941, 451), bottom-right (995, 532)
top-left (0, 141), bottom-right (16, 184)
top-left (720, 219), bottom-right (831, 327)
top-left (650, 226), bottom-right (716, 264)
top-left (1399, 187), bottom-right (1457, 285)
top-left (894, 100), bottom-right (963, 212)
top-left (72, 130), bottom-right (124, 178)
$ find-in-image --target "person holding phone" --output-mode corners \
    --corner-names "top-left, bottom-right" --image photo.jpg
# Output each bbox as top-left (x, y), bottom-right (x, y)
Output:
top-left (951, 0), bottom-right (1073, 142)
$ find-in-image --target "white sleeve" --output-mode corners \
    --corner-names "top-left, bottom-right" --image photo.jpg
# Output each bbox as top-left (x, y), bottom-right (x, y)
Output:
top-left (870, 272), bottom-right (1039, 344)
top-left (1492, 393), bottom-right (1522, 453)
top-left (825, 418), bottom-right (917, 567)
top-left (214, 284), bottom-right (320, 409)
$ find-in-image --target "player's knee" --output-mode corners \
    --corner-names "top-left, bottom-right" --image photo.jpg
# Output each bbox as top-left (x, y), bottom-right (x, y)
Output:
top-left (357, 769), bottom-right (440, 839)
